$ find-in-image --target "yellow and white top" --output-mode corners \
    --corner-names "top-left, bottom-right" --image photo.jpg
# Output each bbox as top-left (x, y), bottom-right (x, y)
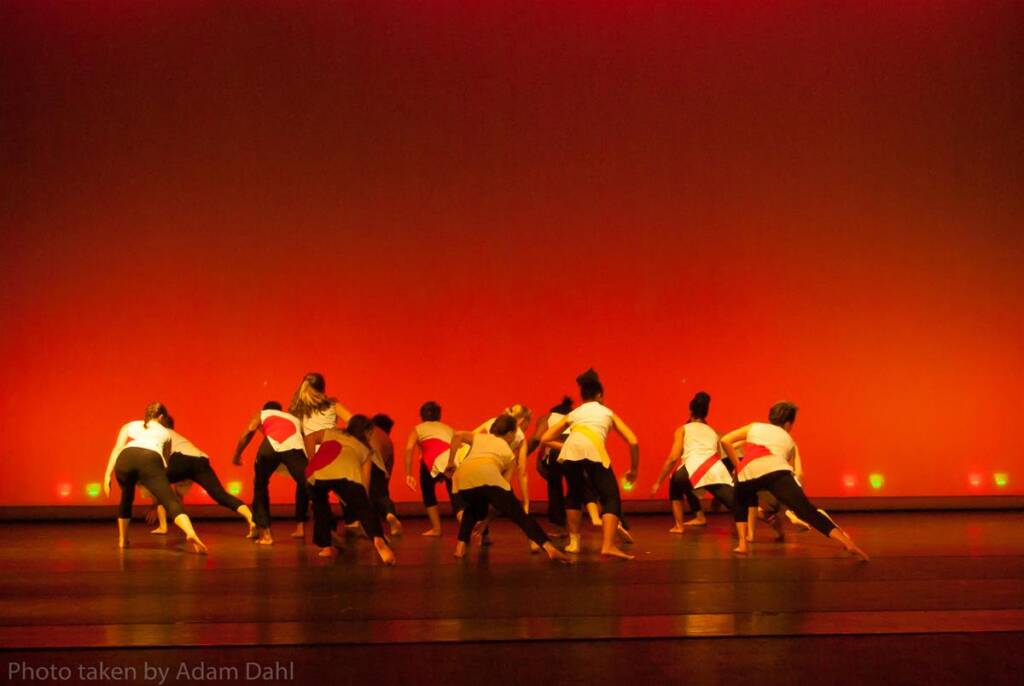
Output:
top-left (557, 401), bottom-right (614, 466)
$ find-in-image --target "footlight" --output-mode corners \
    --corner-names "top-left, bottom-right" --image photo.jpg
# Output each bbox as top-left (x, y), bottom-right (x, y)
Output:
top-left (868, 473), bottom-right (885, 490)
top-left (968, 473), bottom-right (983, 488)
top-left (227, 481), bottom-right (243, 496)
top-left (86, 482), bottom-right (102, 498)
top-left (57, 483), bottom-right (72, 498)
top-left (993, 472), bottom-right (1009, 487)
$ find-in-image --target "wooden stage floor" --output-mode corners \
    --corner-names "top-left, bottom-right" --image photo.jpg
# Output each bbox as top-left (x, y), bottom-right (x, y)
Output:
top-left (2, 512), bottom-right (1022, 684)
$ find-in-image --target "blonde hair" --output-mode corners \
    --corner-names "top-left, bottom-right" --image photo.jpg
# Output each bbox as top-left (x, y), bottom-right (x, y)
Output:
top-left (503, 404), bottom-right (531, 425)
top-left (289, 373), bottom-right (334, 419)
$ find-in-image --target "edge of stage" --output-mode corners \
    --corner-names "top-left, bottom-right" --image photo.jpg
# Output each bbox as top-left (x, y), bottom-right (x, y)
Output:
top-left (2, 510), bottom-right (1023, 685)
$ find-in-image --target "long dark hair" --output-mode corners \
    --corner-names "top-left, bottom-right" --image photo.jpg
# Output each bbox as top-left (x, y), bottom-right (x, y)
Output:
top-left (689, 392), bottom-right (711, 421)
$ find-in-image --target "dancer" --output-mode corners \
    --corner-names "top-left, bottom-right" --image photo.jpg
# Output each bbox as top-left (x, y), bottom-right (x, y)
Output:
top-left (650, 392), bottom-right (735, 533)
top-left (449, 415), bottom-right (568, 563)
top-left (721, 401), bottom-right (868, 560)
top-left (102, 402), bottom-right (207, 553)
top-left (304, 415), bottom-right (396, 564)
top-left (403, 401), bottom-right (461, 536)
top-left (475, 405), bottom-right (531, 510)
top-left (541, 369), bottom-right (639, 560)
top-left (369, 414), bottom-right (402, 536)
top-left (288, 372), bottom-right (353, 537)
top-left (148, 415), bottom-right (255, 537)
top-left (232, 401), bottom-right (309, 545)
top-left (528, 397), bottom-right (574, 532)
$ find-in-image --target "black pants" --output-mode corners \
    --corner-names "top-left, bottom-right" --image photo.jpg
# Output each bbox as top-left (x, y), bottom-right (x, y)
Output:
top-left (166, 452), bottom-right (245, 512)
top-left (538, 452), bottom-right (567, 526)
top-left (457, 485), bottom-right (549, 546)
top-left (419, 460), bottom-right (464, 512)
top-left (252, 441), bottom-right (309, 529)
top-left (115, 448), bottom-right (184, 520)
top-left (369, 464), bottom-right (397, 518)
top-left (669, 468), bottom-right (736, 512)
top-left (734, 470), bottom-right (835, 536)
top-left (310, 478), bottom-right (383, 546)
top-left (561, 460), bottom-right (622, 519)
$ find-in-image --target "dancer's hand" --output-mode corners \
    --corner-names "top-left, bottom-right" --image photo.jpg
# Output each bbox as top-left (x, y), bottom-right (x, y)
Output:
top-left (405, 474), bottom-right (418, 491)
top-left (649, 482), bottom-right (660, 496)
top-left (623, 469), bottom-right (638, 485)
top-left (103, 477), bottom-right (111, 497)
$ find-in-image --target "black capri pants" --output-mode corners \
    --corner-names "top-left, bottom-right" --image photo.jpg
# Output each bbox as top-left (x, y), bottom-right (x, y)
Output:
top-left (166, 452), bottom-right (245, 512)
top-left (734, 470), bottom-right (835, 537)
top-left (456, 485), bottom-right (549, 546)
top-left (115, 447), bottom-right (185, 520)
top-left (252, 441), bottom-right (310, 529)
top-left (669, 467), bottom-right (736, 512)
top-left (369, 464), bottom-right (397, 518)
top-left (310, 478), bottom-right (383, 547)
top-left (561, 459), bottom-right (622, 519)
top-left (419, 461), bottom-right (464, 512)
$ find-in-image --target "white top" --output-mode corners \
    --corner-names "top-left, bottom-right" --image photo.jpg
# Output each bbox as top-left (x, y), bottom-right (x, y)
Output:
top-left (679, 422), bottom-right (731, 489)
top-left (475, 416), bottom-right (526, 451)
top-left (302, 405), bottom-right (337, 433)
top-left (123, 420), bottom-right (172, 465)
top-left (168, 429), bottom-right (206, 458)
top-left (558, 401), bottom-right (614, 463)
top-left (737, 422), bottom-right (797, 482)
top-left (307, 430), bottom-right (369, 485)
top-left (260, 410), bottom-right (305, 452)
top-left (453, 434), bottom-right (516, 492)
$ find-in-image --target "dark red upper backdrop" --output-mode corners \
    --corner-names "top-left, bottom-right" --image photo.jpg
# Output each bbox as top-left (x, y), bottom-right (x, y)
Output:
top-left (1, 1), bottom-right (1021, 505)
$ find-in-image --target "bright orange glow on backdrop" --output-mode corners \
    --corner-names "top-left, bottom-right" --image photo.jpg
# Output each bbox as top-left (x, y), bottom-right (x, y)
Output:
top-left (1, 1), bottom-right (1021, 505)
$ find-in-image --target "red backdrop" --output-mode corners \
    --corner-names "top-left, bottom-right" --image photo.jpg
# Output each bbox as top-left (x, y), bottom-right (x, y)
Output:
top-left (1, 1), bottom-right (1021, 505)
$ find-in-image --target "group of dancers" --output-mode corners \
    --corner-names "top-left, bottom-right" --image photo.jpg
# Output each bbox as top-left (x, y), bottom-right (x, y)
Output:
top-left (102, 369), bottom-right (869, 564)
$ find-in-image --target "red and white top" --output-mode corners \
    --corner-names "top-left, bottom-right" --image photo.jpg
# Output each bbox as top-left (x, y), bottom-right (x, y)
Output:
top-left (168, 429), bottom-right (206, 458)
top-left (415, 421), bottom-right (455, 472)
top-left (306, 429), bottom-right (370, 485)
top-left (123, 420), bottom-right (172, 465)
top-left (677, 422), bottom-right (731, 489)
top-left (475, 416), bottom-right (526, 451)
top-left (558, 401), bottom-right (614, 463)
top-left (260, 410), bottom-right (305, 452)
top-left (736, 422), bottom-right (797, 482)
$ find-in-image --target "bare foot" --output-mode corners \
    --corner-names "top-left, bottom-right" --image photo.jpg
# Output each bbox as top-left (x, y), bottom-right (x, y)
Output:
top-left (617, 525), bottom-right (634, 544)
top-left (187, 537), bottom-right (208, 555)
top-left (544, 544), bottom-right (571, 564)
top-left (669, 526), bottom-right (685, 534)
top-left (375, 539), bottom-right (396, 566)
top-left (256, 532), bottom-right (274, 545)
top-left (246, 523), bottom-right (257, 539)
top-left (589, 517), bottom-right (602, 527)
top-left (421, 528), bottom-right (442, 537)
top-left (387, 515), bottom-right (403, 536)
top-left (317, 547), bottom-right (334, 557)
top-left (733, 544), bottom-right (749, 554)
top-left (565, 536), bottom-right (581, 554)
top-left (683, 517), bottom-right (706, 527)
top-left (150, 527), bottom-right (168, 535)
top-left (600, 545), bottom-right (635, 560)
top-left (529, 541), bottom-right (541, 554)
top-left (846, 543), bottom-right (870, 562)
top-left (290, 524), bottom-right (305, 539)
top-left (453, 541), bottom-right (467, 558)
top-left (118, 539), bottom-right (129, 549)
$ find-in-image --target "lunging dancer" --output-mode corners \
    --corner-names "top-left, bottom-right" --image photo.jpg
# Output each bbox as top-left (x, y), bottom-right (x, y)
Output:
top-left (449, 415), bottom-right (568, 563)
top-left (721, 401), bottom-right (868, 560)
top-left (148, 415), bottom-right (255, 537)
top-left (475, 405), bottom-right (532, 511)
top-left (102, 402), bottom-right (207, 553)
top-left (650, 392), bottom-right (735, 533)
top-left (369, 414), bottom-right (402, 536)
top-left (232, 401), bottom-right (309, 545)
top-left (304, 414), bottom-right (396, 564)
top-left (541, 369), bottom-right (639, 560)
top-left (403, 401), bottom-right (461, 536)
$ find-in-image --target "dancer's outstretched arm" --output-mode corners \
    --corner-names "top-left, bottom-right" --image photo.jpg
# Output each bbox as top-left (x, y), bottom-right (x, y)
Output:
top-left (651, 426), bottom-right (685, 495)
top-left (540, 416), bottom-right (569, 450)
top-left (611, 414), bottom-right (640, 483)
top-left (232, 412), bottom-right (262, 465)
top-left (403, 429), bottom-right (420, 490)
